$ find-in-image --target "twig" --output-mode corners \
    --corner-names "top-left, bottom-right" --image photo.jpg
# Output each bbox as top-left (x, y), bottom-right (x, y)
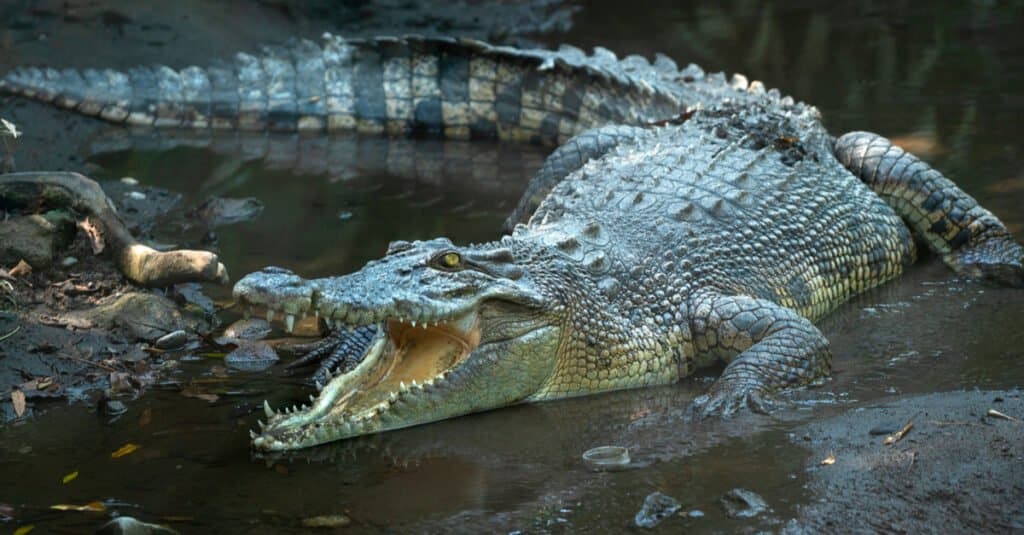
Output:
top-left (0, 324), bottom-right (20, 342)
top-left (883, 420), bottom-right (914, 445)
top-left (54, 352), bottom-right (117, 373)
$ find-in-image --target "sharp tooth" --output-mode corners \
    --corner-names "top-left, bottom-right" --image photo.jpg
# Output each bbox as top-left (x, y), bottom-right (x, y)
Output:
top-left (258, 420), bottom-right (266, 429)
top-left (315, 380), bottom-right (323, 390)
top-left (400, 381), bottom-right (407, 391)
top-left (249, 429), bottom-right (257, 439)
top-left (346, 324), bottom-right (353, 333)
top-left (314, 310), bottom-right (320, 320)
top-left (411, 379), bottom-right (419, 388)
top-left (266, 309), bottom-right (275, 323)
top-left (263, 400), bottom-right (274, 418)
top-left (411, 320), bottom-right (417, 328)
top-left (309, 394), bottom-right (316, 403)
top-left (285, 314), bottom-right (296, 333)
top-left (291, 404), bottom-right (298, 413)
top-left (300, 311), bottom-right (307, 321)
top-left (389, 391), bottom-right (398, 402)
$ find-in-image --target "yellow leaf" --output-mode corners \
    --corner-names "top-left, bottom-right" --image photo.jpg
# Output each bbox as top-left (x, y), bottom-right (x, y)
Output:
top-left (11, 389), bottom-right (26, 417)
top-left (62, 470), bottom-right (79, 484)
top-left (110, 443), bottom-right (140, 458)
top-left (14, 525), bottom-right (35, 535)
top-left (50, 501), bottom-right (105, 512)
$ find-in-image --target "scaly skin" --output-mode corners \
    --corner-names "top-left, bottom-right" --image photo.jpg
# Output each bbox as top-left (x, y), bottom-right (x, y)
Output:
top-left (5, 35), bottom-right (1020, 450)
top-left (235, 100), bottom-right (1019, 451)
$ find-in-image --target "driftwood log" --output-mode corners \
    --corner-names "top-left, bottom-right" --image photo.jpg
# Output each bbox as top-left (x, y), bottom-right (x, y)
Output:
top-left (0, 172), bottom-right (228, 286)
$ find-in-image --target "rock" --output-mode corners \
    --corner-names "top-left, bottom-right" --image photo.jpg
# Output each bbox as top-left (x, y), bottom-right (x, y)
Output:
top-left (634, 492), bottom-right (681, 529)
top-left (75, 292), bottom-right (205, 341)
top-left (154, 330), bottom-right (187, 350)
top-left (62, 256), bottom-right (78, 266)
top-left (720, 488), bottom-right (769, 518)
top-left (0, 212), bottom-right (75, 268)
top-left (224, 340), bottom-right (279, 372)
top-left (688, 509), bottom-right (705, 518)
top-left (221, 318), bottom-right (272, 341)
top-left (101, 399), bottom-right (128, 416)
top-left (301, 514), bottom-right (351, 528)
top-left (195, 196), bottom-right (264, 227)
top-left (96, 516), bottom-right (180, 534)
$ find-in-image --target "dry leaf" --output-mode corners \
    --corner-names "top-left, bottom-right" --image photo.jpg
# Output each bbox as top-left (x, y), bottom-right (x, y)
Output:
top-left (13, 525), bottom-right (34, 535)
top-left (0, 118), bottom-right (20, 139)
top-left (78, 218), bottom-right (104, 254)
top-left (820, 452), bottom-right (836, 465)
top-left (9, 260), bottom-right (31, 278)
top-left (50, 501), bottom-right (105, 512)
top-left (11, 389), bottom-right (26, 417)
top-left (61, 470), bottom-right (79, 484)
top-left (110, 443), bottom-right (140, 458)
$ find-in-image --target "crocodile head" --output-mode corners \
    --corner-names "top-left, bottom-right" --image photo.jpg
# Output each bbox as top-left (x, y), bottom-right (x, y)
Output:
top-left (234, 237), bottom-right (569, 451)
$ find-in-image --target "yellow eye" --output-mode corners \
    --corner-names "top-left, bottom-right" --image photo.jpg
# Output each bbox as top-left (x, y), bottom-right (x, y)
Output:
top-left (440, 252), bottom-right (462, 269)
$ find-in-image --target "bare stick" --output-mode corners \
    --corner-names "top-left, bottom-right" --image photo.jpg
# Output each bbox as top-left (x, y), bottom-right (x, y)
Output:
top-left (0, 172), bottom-right (228, 287)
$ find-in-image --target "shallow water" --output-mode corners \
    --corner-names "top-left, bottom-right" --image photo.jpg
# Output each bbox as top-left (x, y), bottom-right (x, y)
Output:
top-left (2, 1), bottom-right (1023, 533)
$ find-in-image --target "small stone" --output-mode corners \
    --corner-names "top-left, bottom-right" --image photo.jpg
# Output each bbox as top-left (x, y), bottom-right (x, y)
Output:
top-left (688, 509), bottom-right (704, 518)
top-left (120, 177), bottom-right (140, 185)
top-left (127, 191), bottom-right (146, 200)
top-left (102, 400), bottom-right (128, 416)
top-left (225, 341), bottom-right (279, 372)
top-left (301, 514), bottom-right (351, 528)
top-left (61, 256), bottom-right (78, 267)
top-left (154, 330), bottom-right (188, 350)
top-left (720, 488), bottom-right (769, 518)
top-left (222, 318), bottom-right (273, 341)
top-left (338, 210), bottom-right (354, 221)
top-left (635, 492), bottom-right (681, 528)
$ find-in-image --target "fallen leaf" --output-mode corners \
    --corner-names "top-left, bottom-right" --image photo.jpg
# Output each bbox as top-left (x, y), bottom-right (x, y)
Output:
top-left (9, 260), bottom-right (31, 278)
top-left (50, 501), bottom-right (105, 512)
top-left (110, 443), bottom-right (140, 458)
top-left (61, 470), bottom-right (79, 484)
top-left (13, 525), bottom-right (34, 535)
top-left (11, 389), bottom-right (26, 417)
top-left (138, 407), bottom-right (152, 427)
top-left (0, 118), bottom-right (20, 139)
top-left (78, 218), bottom-right (104, 254)
top-left (820, 452), bottom-right (836, 465)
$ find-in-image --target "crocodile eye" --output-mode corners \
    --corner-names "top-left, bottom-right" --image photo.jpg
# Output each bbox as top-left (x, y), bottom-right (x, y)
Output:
top-left (441, 252), bottom-right (462, 269)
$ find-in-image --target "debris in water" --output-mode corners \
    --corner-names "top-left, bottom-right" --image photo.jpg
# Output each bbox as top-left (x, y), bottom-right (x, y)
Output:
top-left (820, 451), bottom-right (836, 465)
top-left (883, 421), bottom-right (914, 445)
top-left (720, 488), bottom-right (769, 518)
top-left (61, 470), bottom-right (79, 484)
top-left (110, 443), bottom-right (140, 458)
top-left (581, 445), bottom-right (631, 471)
top-left (987, 409), bottom-right (1021, 423)
top-left (11, 389), bottom-right (26, 417)
top-left (634, 492), bottom-right (681, 528)
top-left (96, 516), bottom-right (180, 534)
top-left (13, 525), bottom-right (33, 535)
top-left (50, 501), bottom-right (105, 512)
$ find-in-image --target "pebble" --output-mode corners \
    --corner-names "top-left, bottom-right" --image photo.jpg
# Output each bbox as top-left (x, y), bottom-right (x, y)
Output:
top-left (634, 492), bottom-right (681, 528)
top-left (338, 210), bottom-right (354, 221)
top-left (154, 330), bottom-right (188, 350)
top-left (127, 191), bottom-right (146, 200)
top-left (222, 318), bottom-right (273, 341)
top-left (61, 256), bottom-right (78, 267)
top-left (120, 177), bottom-right (139, 185)
top-left (720, 488), bottom-right (769, 518)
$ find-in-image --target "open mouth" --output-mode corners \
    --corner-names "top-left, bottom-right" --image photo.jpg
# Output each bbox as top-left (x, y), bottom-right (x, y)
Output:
top-left (250, 308), bottom-right (482, 451)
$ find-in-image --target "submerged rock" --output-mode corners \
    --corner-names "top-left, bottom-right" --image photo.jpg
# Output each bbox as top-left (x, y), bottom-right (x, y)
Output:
top-left (221, 317), bottom-right (273, 341)
top-left (224, 340), bottom-right (279, 372)
top-left (720, 488), bottom-right (769, 518)
top-left (634, 492), bottom-right (681, 528)
top-left (195, 196), bottom-right (264, 227)
top-left (154, 330), bottom-right (187, 350)
top-left (76, 292), bottom-right (205, 341)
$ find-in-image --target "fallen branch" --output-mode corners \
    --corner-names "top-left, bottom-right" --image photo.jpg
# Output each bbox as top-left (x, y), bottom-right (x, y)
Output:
top-left (0, 172), bottom-right (228, 286)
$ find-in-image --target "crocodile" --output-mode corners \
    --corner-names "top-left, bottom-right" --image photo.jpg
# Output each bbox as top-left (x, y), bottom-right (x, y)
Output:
top-left (3, 35), bottom-right (1021, 451)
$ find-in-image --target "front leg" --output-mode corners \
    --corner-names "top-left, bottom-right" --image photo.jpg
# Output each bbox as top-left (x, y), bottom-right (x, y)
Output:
top-left (689, 294), bottom-right (831, 417)
top-left (286, 323), bottom-right (379, 386)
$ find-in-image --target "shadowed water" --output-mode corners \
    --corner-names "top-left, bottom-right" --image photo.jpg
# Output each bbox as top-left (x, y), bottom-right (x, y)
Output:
top-left (1, 1), bottom-right (1022, 533)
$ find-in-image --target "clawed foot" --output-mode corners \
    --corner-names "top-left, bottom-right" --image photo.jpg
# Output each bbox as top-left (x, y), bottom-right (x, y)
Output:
top-left (284, 324), bottom-right (379, 386)
top-left (691, 384), bottom-right (773, 419)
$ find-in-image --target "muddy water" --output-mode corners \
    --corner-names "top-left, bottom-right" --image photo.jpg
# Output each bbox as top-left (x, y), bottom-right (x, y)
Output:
top-left (2, 1), bottom-right (1023, 533)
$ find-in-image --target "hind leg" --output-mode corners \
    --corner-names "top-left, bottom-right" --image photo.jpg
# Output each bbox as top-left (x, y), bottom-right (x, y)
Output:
top-left (835, 131), bottom-right (1023, 287)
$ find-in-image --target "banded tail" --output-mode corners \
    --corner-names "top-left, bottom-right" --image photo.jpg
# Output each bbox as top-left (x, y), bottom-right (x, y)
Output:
top-left (1, 34), bottom-right (808, 147)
